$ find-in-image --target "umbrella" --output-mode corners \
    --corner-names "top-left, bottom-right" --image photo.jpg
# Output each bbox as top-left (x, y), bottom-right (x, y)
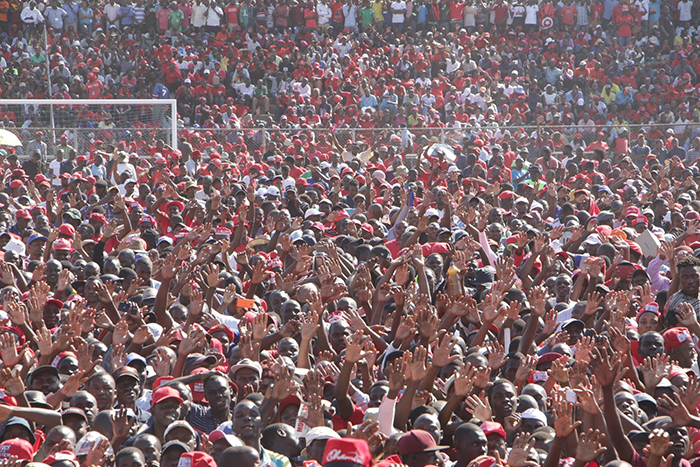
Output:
top-left (0, 129), bottom-right (22, 147)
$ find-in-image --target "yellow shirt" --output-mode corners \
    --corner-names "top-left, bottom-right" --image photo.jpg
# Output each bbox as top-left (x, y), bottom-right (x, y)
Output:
top-left (373, 1), bottom-right (384, 21)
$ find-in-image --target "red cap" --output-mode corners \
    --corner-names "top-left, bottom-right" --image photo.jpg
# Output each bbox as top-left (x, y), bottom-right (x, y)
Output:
top-left (89, 213), bottom-right (106, 224)
top-left (58, 223), bottom-right (76, 237)
top-left (480, 421), bottom-right (507, 440)
top-left (663, 327), bottom-right (693, 350)
top-left (0, 439), bottom-right (34, 461)
top-left (498, 190), bottom-right (515, 200)
top-left (637, 302), bottom-right (661, 320)
top-left (152, 386), bottom-right (185, 407)
top-left (15, 209), bottom-right (30, 220)
top-left (177, 451), bottom-right (217, 467)
top-left (632, 215), bottom-right (648, 226)
top-left (9, 180), bottom-right (23, 189)
top-left (52, 239), bottom-right (73, 251)
top-left (166, 200), bottom-right (185, 212)
top-left (397, 430), bottom-right (448, 456)
top-left (322, 438), bottom-right (372, 467)
top-left (44, 451), bottom-right (78, 466)
top-left (623, 206), bottom-right (640, 217)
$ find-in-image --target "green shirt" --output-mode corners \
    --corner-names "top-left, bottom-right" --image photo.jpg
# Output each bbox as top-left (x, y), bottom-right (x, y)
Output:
top-left (254, 85), bottom-right (268, 97)
top-left (361, 6), bottom-right (375, 25)
top-left (169, 9), bottom-right (184, 30)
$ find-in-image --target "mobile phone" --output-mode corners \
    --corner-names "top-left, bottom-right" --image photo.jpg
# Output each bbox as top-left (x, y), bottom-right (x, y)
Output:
top-left (117, 302), bottom-right (131, 313)
top-left (408, 188), bottom-right (415, 207)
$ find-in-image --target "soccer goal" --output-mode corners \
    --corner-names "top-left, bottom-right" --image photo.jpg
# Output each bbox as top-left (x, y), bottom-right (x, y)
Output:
top-left (0, 99), bottom-right (178, 159)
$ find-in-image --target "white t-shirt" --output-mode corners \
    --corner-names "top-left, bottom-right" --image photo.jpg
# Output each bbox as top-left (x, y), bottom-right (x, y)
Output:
top-left (525, 4), bottom-right (539, 23)
top-left (391, 1), bottom-right (406, 22)
top-left (49, 160), bottom-right (62, 187)
top-left (679, 0), bottom-right (692, 21)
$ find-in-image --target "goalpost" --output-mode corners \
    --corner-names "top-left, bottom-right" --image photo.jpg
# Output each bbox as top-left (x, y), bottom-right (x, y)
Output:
top-left (0, 99), bottom-right (178, 158)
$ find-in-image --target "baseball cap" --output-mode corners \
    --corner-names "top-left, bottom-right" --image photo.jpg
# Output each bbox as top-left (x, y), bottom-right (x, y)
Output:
top-left (152, 386), bottom-right (185, 407)
top-left (480, 422), bottom-right (507, 440)
top-left (208, 430), bottom-right (244, 447)
top-left (0, 439), bottom-right (34, 461)
top-left (663, 327), bottom-right (692, 350)
top-left (229, 358), bottom-right (263, 378)
top-left (305, 426), bottom-right (341, 443)
top-left (396, 430), bottom-right (449, 456)
top-left (165, 421), bottom-right (197, 441)
top-left (177, 451), bottom-right (216, 467)
top-left (322, 438), bottom-right (372, 467)
top-left (28, 233), bottom-right (48, 244)
top-left (52, 239), bottom-right (73, 251)
top-left (114, 366), bottom-right (141, 383)
top-left (15, 209), bottom-right (30, 219)
top-left (521, 408), bottom-right (548, 425)
top-left (58, 223), bottom-right (76, 237)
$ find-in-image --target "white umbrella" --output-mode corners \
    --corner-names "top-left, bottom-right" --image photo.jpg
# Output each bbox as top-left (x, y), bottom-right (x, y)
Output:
top-left (0, 129), bottom-right (22, 147)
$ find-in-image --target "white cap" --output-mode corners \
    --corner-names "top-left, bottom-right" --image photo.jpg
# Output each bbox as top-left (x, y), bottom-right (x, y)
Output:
top-left (521, 408), bottom-right (547, 425)
top-left (305, 426), bottom-right (341, 442)
top-left (283, 179), bottom-right (296, 191)
top-left (164, 421), bottom-right (197, 440)
top-left (267, 186), bottom-right (280, 197)
top-left (305, 208), bottom-right (323, 219)
top-left (425, 208), bottom-right (440, 218)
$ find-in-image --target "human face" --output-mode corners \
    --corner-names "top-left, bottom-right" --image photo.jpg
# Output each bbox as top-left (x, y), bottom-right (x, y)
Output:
top-left (116, 376), bottom-right (140, 406)
top-left (614, 392), bottom-right (639, 420)
top-left (329, 321), bottom-right (350, 353)
top-left (233, 368), bottom-right (260, 395)
top-left (204, 376), bottom-right (232, 415)
top-left (673, 340), bottom-right (698, 369)
top-left (404, 450), bottom-right (441, 467)
top-left (487, 434), bottom-right (507, 458)
top-left (153, 399), bottom-right (181, 427)
top-left (116, 452), bottom-right (145, 467)
top-left (31, 370), bottom-right (60, 395)
top-left (489, 383), bottom-right (517, 419)
top-left (637, 312), bottom-right (660, 335)
top-left (679, 265), bottom-right (700, 297)
top-left (555, 276), bottom-right (572, 302)
top-left (88, 375), bottom-right (116, 411)
top-left (369, 385), bottom-right (389, 409)
top-left (161, 448), bottom-right (186, 467)
top-left (639, 333), bottom-right (665, 359)
top-left (132, 437), bottom-right (160, 466)
top-left (233, 401), bottom-right (262, 442)
top-left (457, 429), bottom-right (488, 464)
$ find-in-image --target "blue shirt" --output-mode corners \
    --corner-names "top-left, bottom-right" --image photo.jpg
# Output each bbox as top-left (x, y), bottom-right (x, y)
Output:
top-left (615, 90), bottom-right (632, 105)
top-left (120, 5), bottom-right (134, 25)
top-left (63, 2), bottom-right (79, 23)
top-left (417, 4), bottom-right (427, 22)
top-left (648, 0), bottom-right (661, 20)
top-left (153, 83), bottom-right (170, 99)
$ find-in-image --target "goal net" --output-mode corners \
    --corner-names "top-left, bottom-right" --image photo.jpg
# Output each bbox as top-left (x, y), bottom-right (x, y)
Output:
top-left (0, 99), bottom-right (178, 159)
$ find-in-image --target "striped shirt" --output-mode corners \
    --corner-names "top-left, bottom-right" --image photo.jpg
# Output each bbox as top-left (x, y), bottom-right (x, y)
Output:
top-left (133, 5), bottom-right (146, 23)
top-left (666, 291), bottom-right (700, 327)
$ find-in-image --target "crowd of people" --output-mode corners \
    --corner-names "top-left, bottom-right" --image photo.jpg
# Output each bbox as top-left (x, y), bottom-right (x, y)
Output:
top-left (2, 3), bottom-right (700, 467)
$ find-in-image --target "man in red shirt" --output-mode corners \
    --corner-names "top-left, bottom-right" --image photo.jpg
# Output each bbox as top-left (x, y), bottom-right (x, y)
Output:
top-left (560, 0), bottom-right (577, 30)
top-left (85, 73), bottom-right (103, 99)
top-left (613, 0), bottom-right (635, 46)
top-left (225, 0), bottom-right (239, 30)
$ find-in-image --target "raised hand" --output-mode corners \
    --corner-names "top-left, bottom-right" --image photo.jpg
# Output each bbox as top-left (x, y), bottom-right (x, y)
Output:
top-left (576, 429), bottom-right (607, 462)
top-left (432, 331), bottom-right (459, 368)
top-left (111, 407), bottom-right (134, 438)
top-left (552, 397), bottom-right (581, 438)
top-left (405, 346), bottom-right (429, 382)
top-left (508, 433), bottom-right (538, 467)
top-left (465, 393), bottom-right (492, 422)
top-left (344, 330), bottom-right (370, 364)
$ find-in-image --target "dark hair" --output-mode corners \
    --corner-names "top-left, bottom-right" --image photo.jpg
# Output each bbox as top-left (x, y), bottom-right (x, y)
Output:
top-left (677, 256), bottom-right (700, 269)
